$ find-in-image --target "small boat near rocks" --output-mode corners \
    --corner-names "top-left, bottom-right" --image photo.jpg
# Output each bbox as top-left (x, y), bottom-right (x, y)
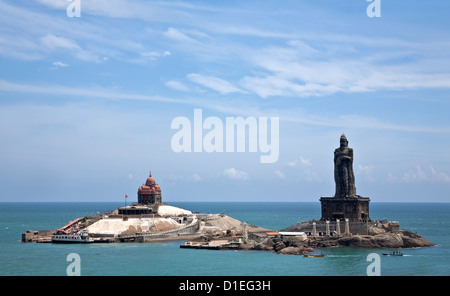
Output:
top-left (304, 252), bottom-right (325, 257)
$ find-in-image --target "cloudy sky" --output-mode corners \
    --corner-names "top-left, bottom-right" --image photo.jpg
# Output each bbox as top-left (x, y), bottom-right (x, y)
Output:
top-left (0, 0), bottom-right (449, 202)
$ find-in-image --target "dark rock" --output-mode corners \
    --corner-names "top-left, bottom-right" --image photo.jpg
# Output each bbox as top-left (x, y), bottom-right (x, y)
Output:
top-left (335, 230), bottom-right (434, 248)
top-left (273, 240), bottom-right (286, 252)
top-left (277, 247), bottom-right (304, 255)
top-left (398, 230), bottom-right (434, 248)
top-left (282, 236), bottom-right (305, 248)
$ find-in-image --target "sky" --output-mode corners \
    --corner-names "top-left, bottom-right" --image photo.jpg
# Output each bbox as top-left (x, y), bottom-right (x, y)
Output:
top-left (0, 0), bottom-right (449, 202)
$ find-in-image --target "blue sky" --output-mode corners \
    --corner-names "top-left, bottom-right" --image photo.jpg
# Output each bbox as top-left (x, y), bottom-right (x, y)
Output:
top-left (0, 0), bottom-right (449, 202)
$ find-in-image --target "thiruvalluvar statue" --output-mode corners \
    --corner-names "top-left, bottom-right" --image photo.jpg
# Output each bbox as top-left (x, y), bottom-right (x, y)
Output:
top-left (334, 134), bottom-right (357, 198)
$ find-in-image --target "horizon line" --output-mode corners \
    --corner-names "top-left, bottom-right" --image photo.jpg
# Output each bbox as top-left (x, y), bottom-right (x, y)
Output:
top-left (0, 200), bottom-right (448, 203)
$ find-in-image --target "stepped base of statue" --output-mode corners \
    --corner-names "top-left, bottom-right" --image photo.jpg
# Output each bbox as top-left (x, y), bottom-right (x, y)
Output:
top-left (320, 195), bottom-right (370, 222)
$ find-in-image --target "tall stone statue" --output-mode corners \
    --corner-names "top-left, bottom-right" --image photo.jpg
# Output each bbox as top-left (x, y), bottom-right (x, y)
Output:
top-left (334, 134), bottom-right (356, 198)
top-left (321, 134), bottom-right (370, 221)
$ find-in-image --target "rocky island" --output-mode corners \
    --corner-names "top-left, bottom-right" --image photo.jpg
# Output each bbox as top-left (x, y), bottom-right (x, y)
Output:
top-left (22, 171), bottom-right (270, 244)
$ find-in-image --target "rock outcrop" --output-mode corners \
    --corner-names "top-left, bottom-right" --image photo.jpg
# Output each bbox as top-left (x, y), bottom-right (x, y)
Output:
top-left (236, 226), bottom-right (434, 255)
top-left (238, 235), bottom-right (314, 255)
top-left (336, 229), bottom-right (434, 248)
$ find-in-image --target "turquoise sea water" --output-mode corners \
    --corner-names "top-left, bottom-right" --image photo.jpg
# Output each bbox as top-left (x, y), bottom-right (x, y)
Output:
top-left (0, 202), bottom-right (448, 276)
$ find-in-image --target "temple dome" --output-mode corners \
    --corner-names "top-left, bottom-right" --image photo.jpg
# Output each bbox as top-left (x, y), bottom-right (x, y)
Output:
top-left (145, 172), bottom-right (156, 186)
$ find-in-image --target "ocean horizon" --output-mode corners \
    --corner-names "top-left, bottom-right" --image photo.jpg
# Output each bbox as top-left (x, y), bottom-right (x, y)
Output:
top-left (0, 201), bottom-right (448, 276)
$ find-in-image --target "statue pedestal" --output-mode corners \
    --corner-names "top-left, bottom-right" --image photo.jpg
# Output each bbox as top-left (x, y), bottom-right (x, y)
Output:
top-left (320, 196), bottom-right (370, 222)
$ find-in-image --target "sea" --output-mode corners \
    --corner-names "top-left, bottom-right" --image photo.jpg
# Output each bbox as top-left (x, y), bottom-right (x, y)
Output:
top-left (0, 202), bottom-right (449, 276)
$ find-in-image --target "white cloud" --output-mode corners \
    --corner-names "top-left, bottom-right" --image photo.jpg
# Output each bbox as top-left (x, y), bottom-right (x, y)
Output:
top-left (286, 156), bottom-right (320, 182)
top-left (240, 75), bottom-right (343, 98)
top-left (41, 34), bottom-right (80, 50)
top-left (275, 170), bottom-right (285, 179)
top-left (165, 80), bottom-right (191, 92)
top-left (187, 73), bottom-right (246, 95)
top-left (0, 79), bottom-right (186, 104)
top-left (401, 165), bottom-right (450, 183)
top-left (9, 0), bottom-right (450, 99)
top-left (50, 61), bottom-right (69, 70)
top-left (2, 78), bottom-right (450, 135)
top-left (141, 50), bottom-right (171, 60)
top-left (429, 166), bottom-right (450, 183)
top-left (357, 164), bottom-right (375, 182)
top-left (36, 0), bottom-right (188, 20)
top-left (402, 165), bottom-right (428, 183)
top-left (0, 2), bottom-right (171, 63)
top-left (40, 34), bottom-right (98, 62)
top-left (164, 27), bottom-right (196, 43)
top-left (239, 38), bottom-right (450, 98)
top-left (52, 61), bottom-right (68, 67)
top-left (223, 168), bottom-right (249, 181)
top-left (387, 173), bottom-right (397, 183)
top-left (287, 156), bottom-right (312, 167)
top-left (192, 174), bottom-right (202, 182)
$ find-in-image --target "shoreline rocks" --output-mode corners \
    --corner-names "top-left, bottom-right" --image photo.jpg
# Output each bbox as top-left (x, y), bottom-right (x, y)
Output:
top-left (236, 226), bottom-right (434, 255)
top-left (336, 229), bottom-right (434, 249)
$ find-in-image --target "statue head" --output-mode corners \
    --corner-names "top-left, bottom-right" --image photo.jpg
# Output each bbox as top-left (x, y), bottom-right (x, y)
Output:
top-left (340, 134), bottom-right (348, 148)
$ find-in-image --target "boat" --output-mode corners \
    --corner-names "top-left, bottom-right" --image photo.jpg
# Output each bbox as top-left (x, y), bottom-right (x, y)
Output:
top-left (52, 230), bottom-right (94, 244)
top-left (304, 252), bottom-right (325, 257)
top-left (382, 251), bottom-right (403, 256)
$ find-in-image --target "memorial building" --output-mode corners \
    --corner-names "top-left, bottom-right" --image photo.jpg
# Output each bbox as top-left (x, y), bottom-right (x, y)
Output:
top-left (137, 171), bottom-right (162, 205)
top-left (117, 171), bottom-right (163, 216)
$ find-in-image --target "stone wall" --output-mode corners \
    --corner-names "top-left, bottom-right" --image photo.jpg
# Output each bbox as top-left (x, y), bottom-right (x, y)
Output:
top-left (320, 197), bottom-right (370, 221)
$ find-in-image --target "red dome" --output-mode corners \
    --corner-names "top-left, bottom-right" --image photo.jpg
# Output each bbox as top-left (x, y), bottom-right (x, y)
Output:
top-left (138, 171), bottom-right (161, 194)
top-left (145, 172), bottom-right (156, 186)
